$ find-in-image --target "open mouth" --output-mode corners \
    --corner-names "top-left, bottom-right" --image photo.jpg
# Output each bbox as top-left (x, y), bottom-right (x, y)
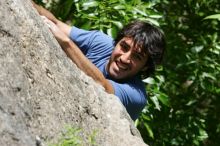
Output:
top-left (116, 61), bottom-right (129, 71)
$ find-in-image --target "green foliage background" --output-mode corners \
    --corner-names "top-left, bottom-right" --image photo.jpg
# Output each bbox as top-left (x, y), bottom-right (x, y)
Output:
top-left (34, 0), bottom-right (220, 145)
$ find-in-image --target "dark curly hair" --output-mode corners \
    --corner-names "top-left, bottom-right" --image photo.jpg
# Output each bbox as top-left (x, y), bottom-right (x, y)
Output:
top-left (114, 20), bottom-right (166, 78)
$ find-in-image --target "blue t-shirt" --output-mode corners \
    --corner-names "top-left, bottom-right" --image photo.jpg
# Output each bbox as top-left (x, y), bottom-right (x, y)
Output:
top-left (69, 26), bottom-right (147, 120)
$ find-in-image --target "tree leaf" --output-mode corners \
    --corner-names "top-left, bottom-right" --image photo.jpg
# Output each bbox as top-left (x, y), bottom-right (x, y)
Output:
top-left (142, 77), bottom-right (155, 84)
top-left (157, 93), bottom-right (170, 107)
top-left (149, 15), bottom-right (163, 19)
top-left (150, 95), bottom-right (161, 110)
top-left (82, 1), bottom-right (99, 10)
top-left (204, 14), bottom-right (220, 20)
top-left (132, 8), bottom-right (148, 16)
top-left (113, 5), bottom-right (126, 10)
top-left (191, 45), bottom-right (204, 53)
top-left (144, 18), bottom-right (160, 26)
top-left (111, 21), bottom-right (123, 29)
top-left (144, 123), bottom-right (154, 139)
top-left (202, 72), bottom-right (216, 80)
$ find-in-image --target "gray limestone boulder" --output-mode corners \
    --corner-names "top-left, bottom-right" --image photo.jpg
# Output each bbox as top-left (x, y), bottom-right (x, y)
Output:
top-left (0, 0), bottom-right (147, 146)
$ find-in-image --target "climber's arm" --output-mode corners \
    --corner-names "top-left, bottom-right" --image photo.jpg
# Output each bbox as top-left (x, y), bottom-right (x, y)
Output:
top-left (31, 1), bottom-right (71, 36)
top-left (62, 39), bottom-right (114, 94)
top-left (41, 17), bottom-right (114, 94)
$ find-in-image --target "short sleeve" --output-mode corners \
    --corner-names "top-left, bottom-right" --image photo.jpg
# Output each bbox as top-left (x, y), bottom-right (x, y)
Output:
top-left (69, 26), bottom-right (114, 66)
top-left (69, 26), bottom-right (113, 56)
top-left (69, 26), bottom-right (96, 54)
top-left (109, 79), bottom-right (147, 120)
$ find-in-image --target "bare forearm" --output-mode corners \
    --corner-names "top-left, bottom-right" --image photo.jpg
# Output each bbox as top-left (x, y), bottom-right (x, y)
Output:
top-left (37, 9), bottom-right (112, 93)
top-left (31, 1), bottom-right (71, 36)
top-left (31, 1), bottom-right (58, 24)
top-left (61, 39), bottom-right (114, 94)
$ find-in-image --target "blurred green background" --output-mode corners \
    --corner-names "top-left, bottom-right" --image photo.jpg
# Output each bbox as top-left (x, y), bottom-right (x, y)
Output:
top-left (34, 0), bottom-right (220, 145)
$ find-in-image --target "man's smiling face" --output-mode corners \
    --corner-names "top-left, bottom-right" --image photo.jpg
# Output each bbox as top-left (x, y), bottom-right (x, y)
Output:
top-left (107, 37), bottom-right (148, 80)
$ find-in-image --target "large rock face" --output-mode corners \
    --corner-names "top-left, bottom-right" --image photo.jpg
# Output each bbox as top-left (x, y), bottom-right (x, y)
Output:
top-left (0, 0), bottom-right (147, 146)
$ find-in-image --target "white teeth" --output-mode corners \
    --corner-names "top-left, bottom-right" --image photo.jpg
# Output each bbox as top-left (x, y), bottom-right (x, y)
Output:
top-left (116, 61), bottom-right (128, 71)
top-left (119, 66), bottom-right (127, 70)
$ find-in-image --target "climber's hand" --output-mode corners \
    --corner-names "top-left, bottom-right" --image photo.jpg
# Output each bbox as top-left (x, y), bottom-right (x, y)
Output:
top-left (41, 16), bottom-right (70, 44)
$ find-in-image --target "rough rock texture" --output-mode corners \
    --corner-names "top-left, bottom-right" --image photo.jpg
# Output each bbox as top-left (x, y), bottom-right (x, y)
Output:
top-left (0, 0), bottom-right (147, 146)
